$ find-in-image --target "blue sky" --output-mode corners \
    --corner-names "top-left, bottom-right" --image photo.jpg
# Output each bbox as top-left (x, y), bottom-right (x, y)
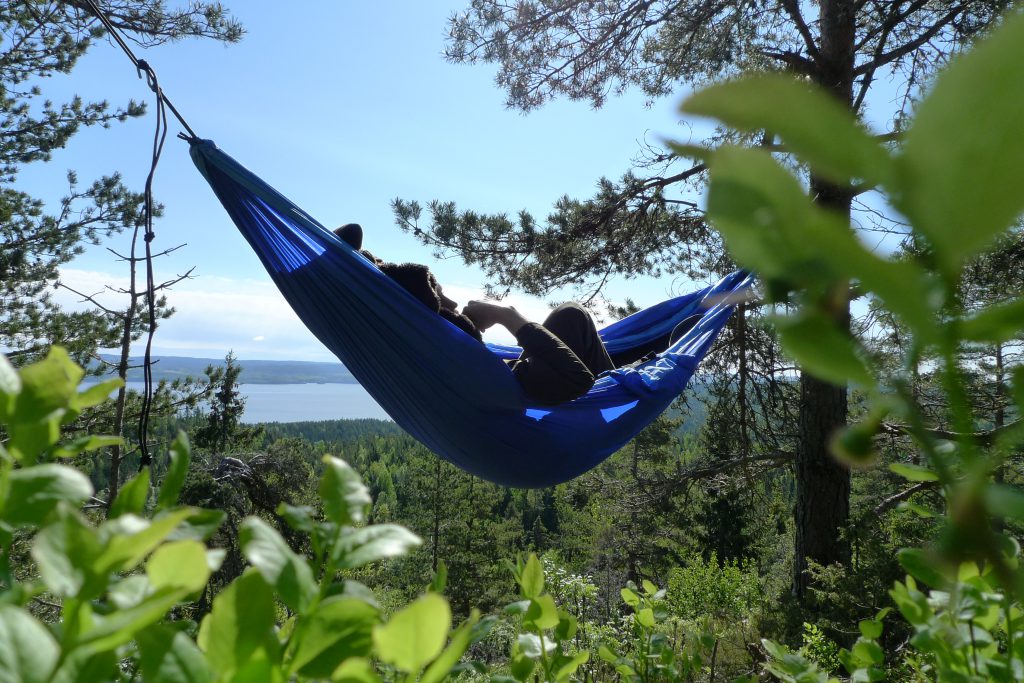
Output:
top-left (25, 1), bottom-right (712, 361)
top-left (28, 1), bottom-right (899, 362)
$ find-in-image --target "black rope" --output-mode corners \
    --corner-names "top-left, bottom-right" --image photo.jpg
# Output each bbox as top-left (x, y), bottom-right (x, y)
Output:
top-left (81, 0), bottom-right (199, 140)
top-left (80, 0), bottom-right (198, 467)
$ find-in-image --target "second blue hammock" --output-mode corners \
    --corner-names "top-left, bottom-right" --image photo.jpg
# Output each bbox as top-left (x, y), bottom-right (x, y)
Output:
top-left (190, 140), bottom-right (753, 488)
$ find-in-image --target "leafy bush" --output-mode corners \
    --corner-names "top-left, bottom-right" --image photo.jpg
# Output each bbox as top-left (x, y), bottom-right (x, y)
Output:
top-left (0, 349), bottom-right (478, 681)
top-left (676, 8), bottom-right (1024, 681)
top-left (667, 552), bottom-right (762, 621)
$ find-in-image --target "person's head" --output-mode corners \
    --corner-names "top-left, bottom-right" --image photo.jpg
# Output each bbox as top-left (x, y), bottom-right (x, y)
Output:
top-left (333, 223), bottom-right (363, 250)
top-left (429, 273), bottom-right (458, 312)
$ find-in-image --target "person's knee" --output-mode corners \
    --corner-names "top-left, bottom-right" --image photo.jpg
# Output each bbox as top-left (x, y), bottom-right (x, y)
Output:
top-left (545, 302), bottom-right (589, 328)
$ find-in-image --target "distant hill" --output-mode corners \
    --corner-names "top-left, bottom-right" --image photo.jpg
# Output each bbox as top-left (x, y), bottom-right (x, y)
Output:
top-left (96, 355), bottom-right (356, 385)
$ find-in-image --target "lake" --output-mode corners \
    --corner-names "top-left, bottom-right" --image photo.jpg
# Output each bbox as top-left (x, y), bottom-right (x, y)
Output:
top-left (116, 382), bottom-right (390, 423)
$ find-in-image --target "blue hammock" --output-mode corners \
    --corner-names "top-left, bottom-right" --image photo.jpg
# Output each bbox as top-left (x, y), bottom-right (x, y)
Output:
top-left (190, 140), bottom-right (753, 488)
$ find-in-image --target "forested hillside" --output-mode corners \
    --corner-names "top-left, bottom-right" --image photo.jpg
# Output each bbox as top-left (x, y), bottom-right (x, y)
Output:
top-left (2, 2), bottom-right (1024, 682)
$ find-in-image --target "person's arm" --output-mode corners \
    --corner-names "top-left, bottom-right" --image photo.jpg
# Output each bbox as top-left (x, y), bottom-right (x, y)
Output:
top-left (462, 300), bottom-right (530, 336)
top-left (464, 300), bottom-right (594, 403)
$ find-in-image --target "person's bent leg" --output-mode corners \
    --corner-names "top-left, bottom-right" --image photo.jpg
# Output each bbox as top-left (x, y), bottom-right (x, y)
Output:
top-left (542, 303), bottom-right (615, 375)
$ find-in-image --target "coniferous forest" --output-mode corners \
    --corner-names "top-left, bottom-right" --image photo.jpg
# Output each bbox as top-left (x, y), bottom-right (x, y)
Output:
top-left (3, 2), bottom-right (1024, 682)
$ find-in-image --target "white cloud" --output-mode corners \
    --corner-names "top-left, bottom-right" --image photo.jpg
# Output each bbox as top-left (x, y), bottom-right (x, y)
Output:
top-left (54, 269), bottom-right (586, 360)
top-left (57, 268), bottom-right (334, 361)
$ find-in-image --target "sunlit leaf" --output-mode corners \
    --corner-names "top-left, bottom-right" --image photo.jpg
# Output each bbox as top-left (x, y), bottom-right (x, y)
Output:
top-left (889, 463), bottom-right (940, 482)
top-left (147, 540), bottom-right (212, 594)
top-left (519, 554), bottom-right (544, 599)
top-left (240, 517), bottom-right (317, 614)
top-left (682, 73), bottom-right (892, 187)
top-left (197, 571), bottom-right (276, 674)
top-left (157, 432), bottom-right (191, 511)
top-left (109, 468), bottom-right (150, 518)
top-left (0, 605), bottom-right (59, 683)
top-left (136, 625), bottom-right (213, 683)
top-left (893, 11), bottom-right (1024, 271)
top-left (373, 593), bottom-right (451, 672)
top-left (1, 464), bottom-right (93, 527)
top-left (332, 524), bottom-right (421, 569)
top-left (319, 456), bottom-right (371, 526)
top-left (774, 311), bottom-right (872, 386)
top-left (289, 597), bottom-right (377, 678)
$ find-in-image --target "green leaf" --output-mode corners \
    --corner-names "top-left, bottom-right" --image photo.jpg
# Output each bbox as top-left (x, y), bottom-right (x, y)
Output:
top-left (197, 571), bottom-right (276, 675)
top-left (428, 559), bottom-right (448, 593)
top-left (420, 612), bottom-right (480, 683)
top-left (75, 587), bottom-right (190, 654)
top-left (598, 645), bottom-right (618, 664)
top-left (146, 540), bottom-right (212, 594)
top-left (1, 464), bottom-right (93, 527)
top-left (333, 524), bottom-right (422, 569)
top-left (898, 548), bottom-right (949, 588)
top-left (12, 347), bottom-right (82, 424)
top-left (505, 600), bottom-right (530, 615)
top-left (704, 145), bottom-right (938, 338)
top-left (49, 649), bottom-right (117, 683)
top-left (554, 610), bottom-right (578, 641)
top-left (636, 607), bottom-right (656, 628)
top-left (288, 597), bottom-right (377, 679)
top-left (524, 594), bottom-right (560, 630)
top-left (331, 657), bottom-right (379, 683)
top-left (0, 354), bottom-right (21, 419)
top-left (852, 639), bottom-right (884, 665)
top-left (50, 434), bottom-right (122, 459)
top-left (136, 625), bottom-right (213, 683)
top-left (166, 508), bottom-right (225, 542)
top-left (31, 506), bottom-right (100, 596)
top-left (553, 651), bottom-right (589, 682)
top-left (157, 432), bottom-right (191, 511)
top-left (510, 654), bottom-right (536, 682)
top-left (320, 456), bottom-right (371, 526)
top-left (373, 593), bottom-right (451, 673)
top-left (94, 509), bottom-right (195, 578)
top-left (517, 633), bottom-right (551, 660)
top-left (109, 468), bottom-right (150, 518)
top-left (832, 421), bottom-right (879, 466)
top-left (889, 462), bottom-right (939, 482)
top-left (859, 619), bottom-right (883, 640)
top-left (986, 484), bottom-right (1024, 521)
top-left (641, 579), bottom-right (658, 595)
top-left (71, 379), bottom-right (122, 411)
top-left (109, 575), bottom-right (153, 610)
top-left (682, 73), bottom-right (892, 187)
top-left (519, 554), bottom-right (544, 599)
top-left (277, 503), bottom-right (315, 533)
top-left (893, 11), bottom-right (1024, 272)
top-left (774, 311), bottom-right (873, 386)
top-left (960, 298), bottom-right (1024, 344)
top-left (899, 502), bottom-right (935, 519)
top-left (0, 605), bottom-right (59, 683)
top-left (620, 587), bottom-right (640, 607)
top-left (239, 517), bottom-right (317, 614)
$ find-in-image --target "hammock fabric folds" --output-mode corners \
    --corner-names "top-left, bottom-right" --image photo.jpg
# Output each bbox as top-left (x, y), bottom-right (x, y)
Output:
top-left (190, 140), bottom-right (753, 488)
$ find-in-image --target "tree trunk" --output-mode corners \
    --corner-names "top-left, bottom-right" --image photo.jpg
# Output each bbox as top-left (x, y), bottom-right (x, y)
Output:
top-left (793, 0), bottom-right (856, 599)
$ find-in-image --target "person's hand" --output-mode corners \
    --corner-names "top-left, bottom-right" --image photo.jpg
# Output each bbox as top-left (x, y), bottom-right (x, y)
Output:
top-left (462, 300), bottom-right (507, 331)
top-left (463, 300), bottom-right (530, 335)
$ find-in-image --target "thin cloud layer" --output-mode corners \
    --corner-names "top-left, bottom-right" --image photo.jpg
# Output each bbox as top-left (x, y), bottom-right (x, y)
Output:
top-left (55, 269), bottom-right (558, 361)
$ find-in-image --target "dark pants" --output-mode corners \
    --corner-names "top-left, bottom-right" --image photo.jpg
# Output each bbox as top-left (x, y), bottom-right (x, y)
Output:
top-left (512, 303), bottom-right (615, 405)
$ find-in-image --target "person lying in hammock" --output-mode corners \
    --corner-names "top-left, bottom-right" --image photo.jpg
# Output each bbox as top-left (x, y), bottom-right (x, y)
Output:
top-left (334, 223), bottom-right (614, 405)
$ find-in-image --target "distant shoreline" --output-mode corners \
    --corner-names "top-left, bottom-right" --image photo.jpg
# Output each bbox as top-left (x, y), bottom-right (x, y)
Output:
top-left (93, 354), bottom-right (357, 385)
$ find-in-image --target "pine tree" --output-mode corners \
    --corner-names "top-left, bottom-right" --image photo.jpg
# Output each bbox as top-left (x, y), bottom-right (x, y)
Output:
top-left (0, 1), bottom-right (241, 365)
top-left (399, 0), bottom-right (1012, 599)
